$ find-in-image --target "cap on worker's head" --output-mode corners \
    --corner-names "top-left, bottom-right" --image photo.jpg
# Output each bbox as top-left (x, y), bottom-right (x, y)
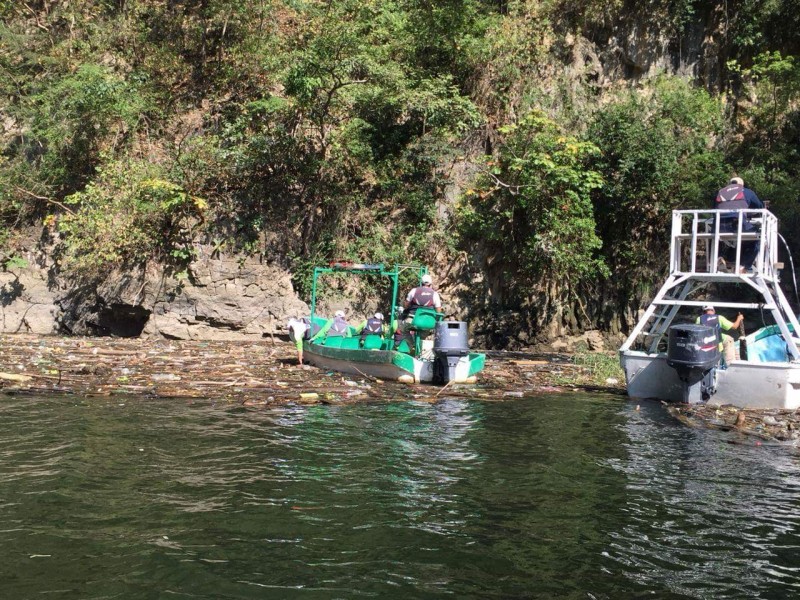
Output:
top-left (421, 274), bottom-right (432, 285)
top-left (702, 304), bottom-right (715, 312)
top-left (335, 310), bottom-right (345, 318)
top-left (374, 312), bottom-right (384, 320)
top-left (730, 176), bottom-right (744, 186)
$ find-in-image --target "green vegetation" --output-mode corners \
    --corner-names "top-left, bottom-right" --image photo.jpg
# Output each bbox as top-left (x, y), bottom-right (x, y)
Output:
top-left (2, 1), bottom-right (800, 343)
top-left (58, 160), bottom-right (205, 279)
top-left (587, 78), bottom-right (728, 306)
top-left (571, 347), bottom-right (625, 387)
top-left (548, 345), bottom-right (625, 388)
top-left (458, 111), bottom-right (606, 296)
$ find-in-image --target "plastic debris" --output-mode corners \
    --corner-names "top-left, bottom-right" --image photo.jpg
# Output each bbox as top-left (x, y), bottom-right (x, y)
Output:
top-left (151, 373), bottom-right (181, 382)
top-left (0, 372), bottom-right (32, 382)
top-left (0, 335), bottom-right (630, 410)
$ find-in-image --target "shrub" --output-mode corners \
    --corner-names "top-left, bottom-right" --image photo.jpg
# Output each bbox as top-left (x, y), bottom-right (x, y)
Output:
top-left (25, 64), bottom-right (151, 194)
top-left (58, 159), bottom-right (206, 278)
top-left (588, 77), bottom-right (728, 292)
top-left (457, 109), bottom-right (607, 297)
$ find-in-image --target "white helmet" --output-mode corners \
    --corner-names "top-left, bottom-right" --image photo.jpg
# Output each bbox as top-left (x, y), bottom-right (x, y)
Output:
top-left (421, 274), bottom-right (432, 285)
top-left (374, 312), bottom-right (384, 320)
top-left (335, 310), bottom-right (345, 318)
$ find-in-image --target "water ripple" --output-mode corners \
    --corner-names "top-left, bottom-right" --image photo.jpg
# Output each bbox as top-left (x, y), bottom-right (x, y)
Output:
top-left (2, 394), bottom-right (800, 598)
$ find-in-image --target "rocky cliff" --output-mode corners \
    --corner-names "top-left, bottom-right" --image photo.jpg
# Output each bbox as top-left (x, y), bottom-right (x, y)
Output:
top-left (1, 233), bottom-right (307, 340)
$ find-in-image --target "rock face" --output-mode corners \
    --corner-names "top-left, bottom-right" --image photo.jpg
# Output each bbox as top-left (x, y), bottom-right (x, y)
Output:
top-left (1, 239), bottom-right (308, 340)
top-left (143, 254), bottom-right (308, 340)
top-left (549, 330), bottom-right (611, 353)
top-left (581, 2), bottom-right (728, 89)
top-left (0, 269), bottom-right (61, 335)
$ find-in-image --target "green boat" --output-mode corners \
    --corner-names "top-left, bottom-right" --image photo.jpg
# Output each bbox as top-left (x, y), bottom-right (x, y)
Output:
top-left (303, 263), bottom-right (485, 384)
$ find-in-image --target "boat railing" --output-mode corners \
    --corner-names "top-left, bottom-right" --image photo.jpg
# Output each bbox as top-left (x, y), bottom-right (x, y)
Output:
top-left (620, 207), bottom-right (800, 358)
top-left (671, 208), bottom-right (779, 281)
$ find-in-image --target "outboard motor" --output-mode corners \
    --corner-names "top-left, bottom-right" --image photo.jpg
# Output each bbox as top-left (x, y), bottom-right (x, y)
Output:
top-left (666, 324), bottom-right (720, 403)
top-left (433, 321), bottom-right (470, 384)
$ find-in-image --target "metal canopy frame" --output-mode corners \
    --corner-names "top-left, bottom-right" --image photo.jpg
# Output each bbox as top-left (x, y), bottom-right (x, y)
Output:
top-left (620, 209), bottom-right (800, 360)
top-left (309, 262), bottom-right (428, 323)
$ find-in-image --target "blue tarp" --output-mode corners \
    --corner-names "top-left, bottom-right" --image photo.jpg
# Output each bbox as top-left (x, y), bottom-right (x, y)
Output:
top-left (741, 324), bottom-right (796, 363)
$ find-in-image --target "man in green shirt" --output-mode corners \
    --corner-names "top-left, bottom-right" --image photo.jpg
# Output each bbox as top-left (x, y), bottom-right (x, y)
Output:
top-left (696, 304), bottom-right (744, 365)
top-left (353, 312), bottom-right (387, 348)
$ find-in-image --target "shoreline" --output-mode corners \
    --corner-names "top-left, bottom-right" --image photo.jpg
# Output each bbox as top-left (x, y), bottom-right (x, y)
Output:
top-left (3, 334), bottom-right (797, 444)
top-left (0, 333), bottom-right (623, 404)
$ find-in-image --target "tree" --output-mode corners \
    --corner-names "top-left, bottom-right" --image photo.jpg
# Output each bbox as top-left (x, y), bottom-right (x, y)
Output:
top-left (458, 110), bottom-right (606, 305)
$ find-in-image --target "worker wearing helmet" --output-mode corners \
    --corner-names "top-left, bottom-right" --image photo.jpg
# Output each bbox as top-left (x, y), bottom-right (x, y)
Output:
top-left (395, 273), bottom-right (443, 353)
top-left (354, 312), bottom-right (387, 345)
top-left (696, 305), bottom-right (743, 365)
top-left (403, 273), bottom-right (442, 316)
top-left (310, 309), bottom-right (351, 343)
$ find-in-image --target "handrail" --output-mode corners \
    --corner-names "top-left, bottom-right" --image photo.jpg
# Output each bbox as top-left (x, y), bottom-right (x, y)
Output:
top-left (309, 263), bottom-right (429, 323)
top-left (670, 209), bottom-right (778, 280)
top-left (621, 208), bottom-right (800, 359)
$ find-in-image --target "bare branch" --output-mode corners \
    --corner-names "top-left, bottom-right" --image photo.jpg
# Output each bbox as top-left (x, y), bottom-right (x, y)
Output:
top-left (12, 185), bottom-right (76, 215)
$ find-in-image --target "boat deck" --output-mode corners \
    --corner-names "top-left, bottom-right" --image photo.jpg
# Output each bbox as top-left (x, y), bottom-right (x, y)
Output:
top-left (620, 208), bottom-right (800, 408)
top-left (621, 208), bottom-right (800, 360)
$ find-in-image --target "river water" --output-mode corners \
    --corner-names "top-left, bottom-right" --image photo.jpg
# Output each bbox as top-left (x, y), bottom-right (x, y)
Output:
top-left (1, 392), bottom-right (799, 599)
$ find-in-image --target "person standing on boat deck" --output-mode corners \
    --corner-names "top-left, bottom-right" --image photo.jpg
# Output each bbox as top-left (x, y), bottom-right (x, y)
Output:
top-left (287, 317), bottom-right (309, 364)
top-left (714, 176), bottom-right (764, 273)
top-left (392, 316), bottom-right (414, 351)
top-left (310, 310), bottom-right (351, 342)
top-left (354, 312), bottom-right (386, 343)
top-left (402, 274), bottom-right (443, 319)
top-left (696, 305), bottom-right (743, 365)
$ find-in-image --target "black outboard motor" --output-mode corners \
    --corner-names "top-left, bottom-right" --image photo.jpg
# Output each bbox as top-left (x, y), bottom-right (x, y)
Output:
top-left (433, 321), bottom-right (470, 384)
top-left (666, 324), bottom-right (720, 403)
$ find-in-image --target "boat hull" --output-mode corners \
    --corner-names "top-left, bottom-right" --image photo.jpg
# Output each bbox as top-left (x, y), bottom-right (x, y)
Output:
top-left (305, 341), bottom-right (484, 384)
top-left (621, 350), bottom-right (800, 409)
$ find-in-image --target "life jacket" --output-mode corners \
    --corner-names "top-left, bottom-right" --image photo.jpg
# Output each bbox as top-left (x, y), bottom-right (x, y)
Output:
top-left (301, 317), bottom-right (319, 340)
top-left (699, 313), bottom-right (721, 343)
top-left (715, 184), bottom-right (749, 211)
top-left (361, 317), bottom-right (384, 339)
top-left (407, 285), bottom-right (435, 313)
top-left (327, 315), bottom-right (349, 337)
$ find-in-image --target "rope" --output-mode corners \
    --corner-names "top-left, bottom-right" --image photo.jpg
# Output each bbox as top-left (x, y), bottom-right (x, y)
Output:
top-left (778, 233), bottom-right (800, 308)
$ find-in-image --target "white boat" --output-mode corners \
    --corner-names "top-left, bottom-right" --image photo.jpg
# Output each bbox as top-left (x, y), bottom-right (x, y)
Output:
top-left (619, 208), bottom-right (800, 409)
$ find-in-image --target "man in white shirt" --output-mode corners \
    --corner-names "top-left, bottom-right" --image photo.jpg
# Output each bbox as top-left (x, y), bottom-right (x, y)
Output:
top-left (287, 317), bottom-right (309, 364)
top-left (403, 274), bottom-right (442, 316)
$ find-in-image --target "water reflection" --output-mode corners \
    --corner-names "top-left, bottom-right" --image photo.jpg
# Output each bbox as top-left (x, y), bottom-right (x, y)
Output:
top-left (1, 394), bottom-right (800, 599)
top-left (605, 401), bottom-right (800, 598)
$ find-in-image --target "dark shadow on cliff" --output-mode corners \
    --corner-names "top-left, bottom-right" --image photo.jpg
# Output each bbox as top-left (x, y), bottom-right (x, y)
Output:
top-left (0, 278), bottom-right (24, 307)
top-left (55, 268), bottom-right (152, 338)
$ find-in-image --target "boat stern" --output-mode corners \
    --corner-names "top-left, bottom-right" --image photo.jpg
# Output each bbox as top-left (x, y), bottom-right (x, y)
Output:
top-left (620, 350), bottom-right (685, 402)
top-left (620, 349), bottom-right (800, 409)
